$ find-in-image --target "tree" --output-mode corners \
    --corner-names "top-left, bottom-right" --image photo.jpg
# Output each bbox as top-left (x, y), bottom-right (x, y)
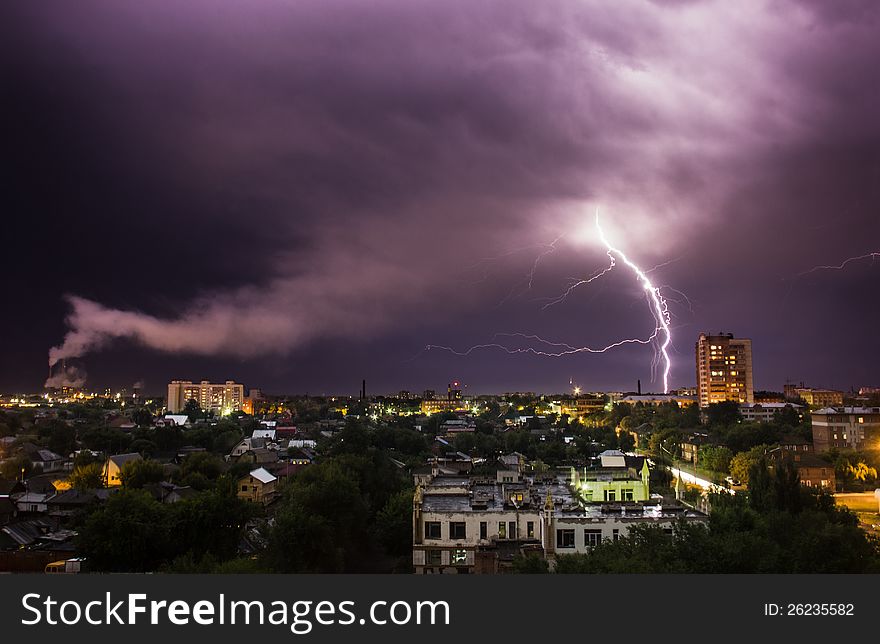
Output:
top-left (729, 445), bottom-right (773, 485)
top-left (0, 455), bottom-right (32, 480)
top-left (183, 398), bottom-right (203, 423)
top-left (178, 452), bottom-right (225, 481)
top-left (265, 459), bottom-right (371, 572)
top-left (77, 489), bottom-right (171, 572)
top-left (374, 489), bottom-right (414, 557)
top-left (699, 445), bottom-right (733, 473)
top-left (69, 462), bottom-right (104, 490)
top-left (511, 553), bottom-right (549, 573)
top-left (705, 401), bottom-right (741, 427)
top-left (120, 459), bottom-right (165, 489)
top-left (168, 490), bottom-right (255, 562)
top-left (131, 408), bottom-right (154, 428)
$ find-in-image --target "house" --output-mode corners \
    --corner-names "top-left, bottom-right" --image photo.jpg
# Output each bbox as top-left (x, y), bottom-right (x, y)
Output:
top-left (46, 489), bottom-right (99, 521)
top-left (273, 462), bottom-right (308, 482)
top-left (679, 433), bottom-right (709, 465)
top-left (788, 453), bottom-right (835, 490)
top-left (21, 447), bottom-right (66, 474)
top-left (237, 448), bottom-right (279, 467)
top-left (103, 453), bottom-right (143, 487)
top-left (14, 492), bottom-right (53, 514)
top-left (780, 434), bottom-right (813, 454)
top-left (237, 468), bottom-right (278, 504)
top-left (228, 437), bottom-right (268, 459)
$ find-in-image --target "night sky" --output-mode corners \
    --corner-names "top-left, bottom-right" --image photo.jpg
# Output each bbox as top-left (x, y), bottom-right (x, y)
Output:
top-left (2, 1), bottom-right (879, 397)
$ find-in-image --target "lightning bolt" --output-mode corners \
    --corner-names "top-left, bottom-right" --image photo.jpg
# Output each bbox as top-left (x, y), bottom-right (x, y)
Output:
top-left (797, 251), bottom-right (880, 276)
top-left (595, 209), bottom-right (672, 392)
top-left (425, 208), bottom-right (676, 393)
top-left (540, 253), bottom-right (615, 310)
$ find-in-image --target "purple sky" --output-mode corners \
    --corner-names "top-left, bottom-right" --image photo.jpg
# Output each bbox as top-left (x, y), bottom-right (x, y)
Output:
top-left (3, 0), bottom-right (879, 396)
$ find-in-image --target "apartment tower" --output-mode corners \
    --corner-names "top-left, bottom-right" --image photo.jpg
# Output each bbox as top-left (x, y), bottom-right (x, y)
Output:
top-left (695, 333), bottom-right (754, 408)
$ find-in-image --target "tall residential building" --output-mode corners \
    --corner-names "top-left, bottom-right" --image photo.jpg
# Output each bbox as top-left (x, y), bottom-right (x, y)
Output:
top-left (167, 380), bottom-right (245, 414)
top-left (695, 333), bottom-right (754, 408)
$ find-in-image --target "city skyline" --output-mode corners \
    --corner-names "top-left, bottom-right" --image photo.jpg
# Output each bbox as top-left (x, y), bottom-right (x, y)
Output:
top-left (3, 1), bottom-right (879, 395)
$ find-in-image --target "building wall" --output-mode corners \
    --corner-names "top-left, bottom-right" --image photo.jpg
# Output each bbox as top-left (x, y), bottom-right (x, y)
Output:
top-left (797, 389), bottom-right (844, 407)
top-left (811, 408), bottom-right (880, 452)
top-left (167, 380), bottom-right (245, 414)
top-left (696, 333), bottom-right (754, 408)
top-left (236, 474), bottom-right (276, 504)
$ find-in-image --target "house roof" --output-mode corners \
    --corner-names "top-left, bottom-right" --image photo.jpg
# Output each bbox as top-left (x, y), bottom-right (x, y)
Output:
top-left (108, 453), bottom-right (143, 467)
top-left (164, 414), bottom-right (189, 426)
top-left (35, 449), bottom-right (63, 462)
top-left (248, 467), bottom-right (277, 484)
top-left (15, 492), bottom-right (53, 504)
top-left (49, 489), bottom-right (97, 506)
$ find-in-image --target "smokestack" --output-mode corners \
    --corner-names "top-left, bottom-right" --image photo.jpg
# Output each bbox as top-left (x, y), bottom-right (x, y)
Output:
top-left (362, 379), bottom-right (366, 400)
top-left (637, 379), bottom-right (641, 395)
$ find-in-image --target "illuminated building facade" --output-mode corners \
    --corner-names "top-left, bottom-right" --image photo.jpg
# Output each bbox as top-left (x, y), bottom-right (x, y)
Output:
top-left (420, 381), bottom-right (469, 415)
top-left (554, 395), bottom-right (606, 419)
top-left (695, 333), bottom-right (754, 408)
top-left (810, 406), bottom-right (880, 452)
top-left (167, 380), bottom-right (245, 414)
top-left (412, 453), bottom-right (705, 574)
top-left (784, 386), bottom-right (844, 407)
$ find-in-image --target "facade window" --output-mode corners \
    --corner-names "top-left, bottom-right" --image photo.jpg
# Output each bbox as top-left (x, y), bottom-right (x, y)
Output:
top-left (449, 522), bottom-right (466, 540)
top-left (451, 549), bottom-right (467, 564)
top-left (480, 521), bottom-right (487, 540)
top-left (663, 528), bottom-right (674, 536)
top-left (605, 490), bottom-right (617, 502)
top-left (498, 522), bottom-right (507, 539)
top-left (425, 522), bottom-right (441, 539)
top-left (612, 529), bottom-right (620, 542)
top-left (584, 529), bottom-right (602, 548)
top-left (556, 529), bottom-right (575, 549)
top-left (526, 521), bottom-right (535, 539)
top-left (509, 521), bottom-right (517, 539)
top-left (427, 550), bottom-right (442, 566)
top-left (622, 489), bottom-right (634, 501)
top-left (241, 485), bottom-right (248, 492)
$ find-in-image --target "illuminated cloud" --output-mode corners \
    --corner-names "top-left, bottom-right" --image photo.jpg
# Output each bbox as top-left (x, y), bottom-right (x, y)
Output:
top-left (5, 0), bottom-right (876, 390)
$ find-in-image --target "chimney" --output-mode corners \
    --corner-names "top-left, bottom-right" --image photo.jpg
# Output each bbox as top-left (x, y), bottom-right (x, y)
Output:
top-left (637, 379), bottom-right (642, 395)
top-left (361, 379), bottom-right (366, 400)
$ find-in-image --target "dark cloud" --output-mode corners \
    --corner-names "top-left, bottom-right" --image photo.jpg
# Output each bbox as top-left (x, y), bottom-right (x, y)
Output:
top-left (2, 0), bottom-right (878, 394)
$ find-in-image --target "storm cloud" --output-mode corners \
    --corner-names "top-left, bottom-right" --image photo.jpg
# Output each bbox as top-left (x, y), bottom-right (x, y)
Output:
top-left (4, 0), bottom-right (878, 393)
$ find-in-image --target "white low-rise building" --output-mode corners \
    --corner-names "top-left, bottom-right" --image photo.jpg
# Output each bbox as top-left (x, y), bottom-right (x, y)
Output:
top-left (412, 460), bottom-right (706, 574)
top-left (739, 402), bottom-right (802, 423)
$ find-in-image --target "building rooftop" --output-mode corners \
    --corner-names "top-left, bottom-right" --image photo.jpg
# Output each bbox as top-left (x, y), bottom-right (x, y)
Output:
top-left (247, 467), bottom-right (277, 485)
top-left (813, 406), bottom-right (880, 415)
